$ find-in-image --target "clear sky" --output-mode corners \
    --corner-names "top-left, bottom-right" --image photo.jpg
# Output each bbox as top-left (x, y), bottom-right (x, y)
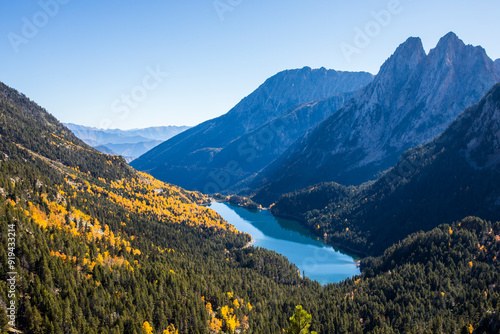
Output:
top-left (1, 0), bottom-right (499, 129)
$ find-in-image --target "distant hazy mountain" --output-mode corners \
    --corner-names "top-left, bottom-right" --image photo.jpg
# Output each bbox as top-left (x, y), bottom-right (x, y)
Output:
top-left (252, 32), bottom-right (500, 205)
top-left (65, 123), bottom-right (190, 161)
top-left (496, 58), bottom-right (500, 73)
top-left (210, 93), bottom-right (357, 193)
top-left (131, 67), bottom-right (373, 192)
top-left (272, 82), bottom-right (500, 255)
top-left (94, 145), bottom-right (116, 155)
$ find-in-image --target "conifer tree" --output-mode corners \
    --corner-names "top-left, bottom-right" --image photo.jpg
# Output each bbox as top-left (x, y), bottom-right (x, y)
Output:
top-left (286, 305), bottom-right (317, 334)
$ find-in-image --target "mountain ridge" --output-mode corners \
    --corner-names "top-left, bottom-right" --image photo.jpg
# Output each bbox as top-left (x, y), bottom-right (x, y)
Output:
top-left (131, 67), bottom-right (373, 191)
top-left (251, 32), bottom-right (500, 205)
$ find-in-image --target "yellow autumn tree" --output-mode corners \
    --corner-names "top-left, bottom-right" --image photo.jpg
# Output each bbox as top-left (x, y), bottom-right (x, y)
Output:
top-left (208, 317), bottom-right (222, 333)
top-left (232, 298), bottom-right (240, 308)
top-left (142, 321), bottom-right (154, 334)
top-left (163, 323), bottom-right (178, 334)
top-left (221, 305), bottom-right (230, 319)
top-left (206, 302), bottom-right (213, 314)
top-left (226, 314), bottom-right (239, 332)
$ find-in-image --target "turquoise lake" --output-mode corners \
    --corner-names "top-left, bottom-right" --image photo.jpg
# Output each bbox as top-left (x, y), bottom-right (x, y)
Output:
top-left (208, 202), bottom-right (360, 285)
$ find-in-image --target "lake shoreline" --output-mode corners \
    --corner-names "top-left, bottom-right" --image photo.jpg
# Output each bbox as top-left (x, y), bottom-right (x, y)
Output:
top-left (270, 212), bottom-right (368, 260)
top-left (209, 201), bottom-right (360, 284)
top-left (208, 199), bottom-right (367, 260)
top-left (242, 234), bottom-right (255, 249)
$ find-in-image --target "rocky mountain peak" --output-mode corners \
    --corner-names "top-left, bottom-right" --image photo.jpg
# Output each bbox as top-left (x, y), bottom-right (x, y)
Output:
top-left (435, 31), bottom-right (461, 49)
top-left (427, 31), bottom-right (494, 69)
top-left (228, 67), bottom-right (372, 122)
top-left (375, 37), bottom-right (425, 87)
top-left (426, 32), bottom-right (463, 68)
top-left (131, 66), bottom-right (373, 192)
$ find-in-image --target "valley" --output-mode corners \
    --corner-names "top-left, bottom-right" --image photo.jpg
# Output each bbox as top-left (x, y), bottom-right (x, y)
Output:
top-left (1, 18), bottom-right (500, 333)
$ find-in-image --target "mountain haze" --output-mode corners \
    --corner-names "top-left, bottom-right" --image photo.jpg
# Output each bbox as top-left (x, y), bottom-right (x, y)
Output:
top-left (252, 33), bottom-right (500, 205)
top-left (131, 67), bottom-right (373, 192)
top-left (65, 123), bottom-right (189, 161)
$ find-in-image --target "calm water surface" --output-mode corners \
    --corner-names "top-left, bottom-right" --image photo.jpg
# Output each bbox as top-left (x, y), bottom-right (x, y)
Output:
top-left (208, 202), bottom-right (360, 285)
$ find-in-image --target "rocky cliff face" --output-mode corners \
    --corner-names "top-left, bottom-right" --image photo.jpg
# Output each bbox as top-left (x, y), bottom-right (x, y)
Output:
top-left (251, 33), bottom-right (500, 205)
top-left (223, 66), bottom-right (374, 133)
top-left (131, 67), bottom-right (373, 192)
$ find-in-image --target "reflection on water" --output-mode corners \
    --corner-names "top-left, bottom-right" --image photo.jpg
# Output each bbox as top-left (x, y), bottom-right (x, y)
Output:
top-left (208, 202), bottom-right (360, 285)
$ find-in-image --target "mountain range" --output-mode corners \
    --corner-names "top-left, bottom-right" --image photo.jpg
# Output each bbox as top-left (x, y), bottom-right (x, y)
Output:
top-left (131, 33), bottom-right (500, 209)
top-left (131, 67), bottom-right (373, 192)
top-left (65, 123), bottom-right (190, 161)
top-left (251, 32), bottom-right (500, 204)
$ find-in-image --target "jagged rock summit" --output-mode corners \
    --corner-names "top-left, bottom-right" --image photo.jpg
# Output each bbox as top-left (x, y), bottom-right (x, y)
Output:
top-left (251, 32), bottom-right (500, 205)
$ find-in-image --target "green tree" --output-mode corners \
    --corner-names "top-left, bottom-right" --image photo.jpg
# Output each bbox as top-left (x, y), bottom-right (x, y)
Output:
top-left (0, 307), bottom-right (9, 333)
top-left (286, 305), bottom-right (317, 334)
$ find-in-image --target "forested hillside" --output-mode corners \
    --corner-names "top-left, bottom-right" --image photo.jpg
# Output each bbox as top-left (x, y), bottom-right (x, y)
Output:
top-left (0, 81), bottom-right (301, 333)
top-left (1, 80), bottom-right (499, 333)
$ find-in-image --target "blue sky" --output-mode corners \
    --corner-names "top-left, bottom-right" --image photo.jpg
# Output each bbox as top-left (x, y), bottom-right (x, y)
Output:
top-left (1, 0), bottom-right (499, 129)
